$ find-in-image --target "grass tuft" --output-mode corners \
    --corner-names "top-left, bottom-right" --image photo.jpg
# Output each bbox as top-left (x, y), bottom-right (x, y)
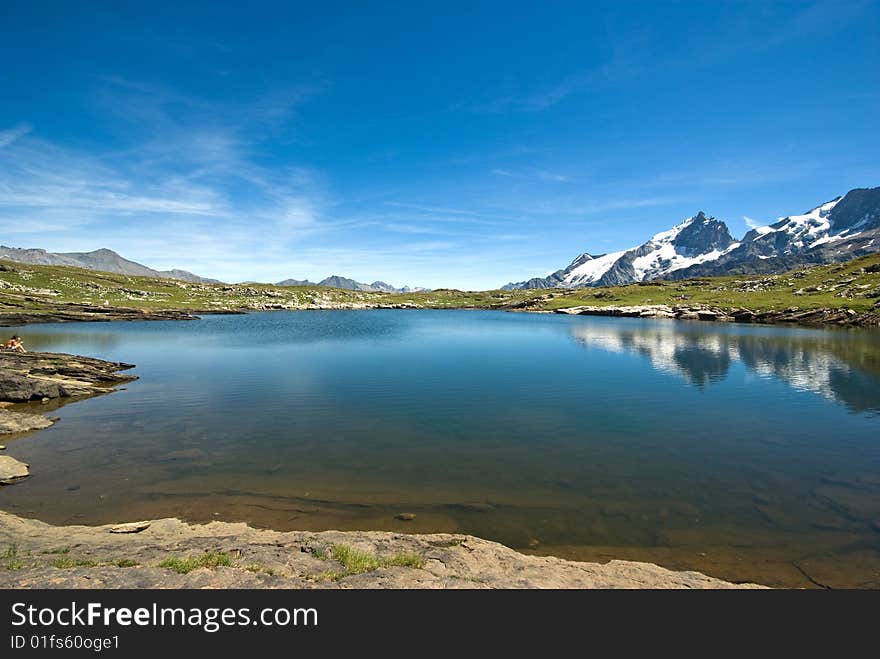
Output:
top-left (324, 544), bottom-right (426, 578)
top-left (158, 552), bottom-right (232, 574)
top-left (330, 544), bottom-right (382, 574)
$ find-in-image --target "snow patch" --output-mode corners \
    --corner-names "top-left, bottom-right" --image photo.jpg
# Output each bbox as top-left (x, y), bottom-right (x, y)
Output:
top-left (750, 197), bottom-right (844, 254)
top-left (563, 250), bottom-right (628, 285)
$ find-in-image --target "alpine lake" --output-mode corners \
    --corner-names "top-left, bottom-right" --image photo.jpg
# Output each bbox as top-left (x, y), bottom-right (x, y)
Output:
top-left (3, 310), bottom-right (879, 588)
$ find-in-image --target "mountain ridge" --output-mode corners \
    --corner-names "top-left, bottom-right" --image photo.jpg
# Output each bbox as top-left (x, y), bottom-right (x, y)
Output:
top-left (0, 246), bottom-right (221, 284)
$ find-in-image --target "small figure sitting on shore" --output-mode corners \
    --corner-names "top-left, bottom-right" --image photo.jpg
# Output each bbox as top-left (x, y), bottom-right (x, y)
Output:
top-left (4, 335), bottom-right (25, 352)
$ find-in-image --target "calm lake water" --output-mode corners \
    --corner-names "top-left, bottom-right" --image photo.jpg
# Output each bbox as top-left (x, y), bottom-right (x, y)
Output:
top-left (3, 310), bottom-right (880, 587)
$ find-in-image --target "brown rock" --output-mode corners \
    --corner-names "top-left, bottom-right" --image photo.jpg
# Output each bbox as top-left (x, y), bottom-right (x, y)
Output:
top-left (0, 409), bottom-right (54, 435)
top-left (0, 455), bottom-right (29, 484)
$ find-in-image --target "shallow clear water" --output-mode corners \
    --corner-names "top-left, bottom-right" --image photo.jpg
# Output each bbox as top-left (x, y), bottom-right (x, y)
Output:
top-left (3, 310), bottom-right (880, 587)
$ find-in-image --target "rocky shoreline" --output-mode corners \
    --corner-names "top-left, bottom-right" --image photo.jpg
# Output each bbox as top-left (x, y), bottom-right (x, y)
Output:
top-left (548, 303), bottom-right (880, 327)
top-left (0, 303), bottom-right (205, 326)
top-left (3, 300), bottom-right (879, 330)
top-left (0, 511), bottom-right (764, 588)
top-left (0, 351), bottom-right (136, 484)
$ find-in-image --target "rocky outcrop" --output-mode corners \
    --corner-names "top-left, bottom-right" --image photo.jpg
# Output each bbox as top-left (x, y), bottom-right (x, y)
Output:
top-left (555, 305), bottom-right (679, 319)
top-left (0, 511), bottom-right (765, 589)
top-left (0, 351), bottom-right (137, 403)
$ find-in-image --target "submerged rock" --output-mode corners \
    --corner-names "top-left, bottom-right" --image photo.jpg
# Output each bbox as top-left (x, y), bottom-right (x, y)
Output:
top-left (0, 456), bottom-right (29, 484)
top-left (0, 409), bottom-right (55, 435)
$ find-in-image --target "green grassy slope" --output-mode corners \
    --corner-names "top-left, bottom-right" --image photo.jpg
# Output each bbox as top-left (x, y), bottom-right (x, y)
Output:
top-left (2, 251), bottom-right (880, 317)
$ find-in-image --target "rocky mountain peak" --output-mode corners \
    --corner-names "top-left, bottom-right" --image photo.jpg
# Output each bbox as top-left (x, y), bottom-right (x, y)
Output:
top-left (828, 187), bottom-right (880, 232)
top-left (672, 213), bottom-right (735, 256)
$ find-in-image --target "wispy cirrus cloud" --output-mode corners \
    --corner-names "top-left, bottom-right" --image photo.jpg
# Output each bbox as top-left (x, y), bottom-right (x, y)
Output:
top-left (0, 123), bottom-right (32, 148)
top-left (469, 74), bottom-right (593, 114)
top-left (0, 75), bottom-right (334, 270)
top-left (491, 167), bottom-right (571, 182)
top-left (382, 201), bottom-right (513, 224)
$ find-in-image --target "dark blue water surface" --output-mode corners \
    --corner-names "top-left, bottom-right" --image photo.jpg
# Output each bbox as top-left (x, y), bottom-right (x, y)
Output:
top-left (3, 310), bottom-right (880, 586)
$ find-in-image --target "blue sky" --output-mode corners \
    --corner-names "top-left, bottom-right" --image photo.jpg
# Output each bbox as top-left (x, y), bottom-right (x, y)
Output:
top-left (1, 1), bottom-right (878, 289)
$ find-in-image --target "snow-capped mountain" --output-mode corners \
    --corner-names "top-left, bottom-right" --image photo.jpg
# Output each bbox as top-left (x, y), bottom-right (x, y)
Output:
top-left (673, 186), bottom-right (880, 278)
top-left (275, 275), bottom-right (430, 293)
top-left (502, 186), bottom-right (880, 289)
top-left (368, 281), bottom-right (430, 294)
top-left (503, 211), bottom-right (737, 289)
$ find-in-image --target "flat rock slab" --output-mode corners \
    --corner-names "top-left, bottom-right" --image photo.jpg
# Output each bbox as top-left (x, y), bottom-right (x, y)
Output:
top-left (109, 521), bottom-right (151, 534)
top-left (0, 456), bottom-right (29, 484)
top-left (0, 351), bottom-right (136, 403)
top-left (0, 409), bottom-right (54, 435)
top-left (0, 511), bottom-right (767, 589)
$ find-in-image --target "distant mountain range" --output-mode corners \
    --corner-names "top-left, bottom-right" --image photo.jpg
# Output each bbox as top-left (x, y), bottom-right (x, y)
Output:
top-left (276, 275), bottom-right (429, 293)
top-left (0, 245), bottom-right (428, 293)
top-left (5, 186), bottom-right (877, 293)
top-left (503, 186), bottom-right (880, 290)
top-left (0, 246), bottom-right (221, 284)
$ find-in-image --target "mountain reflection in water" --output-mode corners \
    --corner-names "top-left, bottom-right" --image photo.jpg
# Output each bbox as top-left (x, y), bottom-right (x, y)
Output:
top-left (570, 323), bottom-right (880, 413)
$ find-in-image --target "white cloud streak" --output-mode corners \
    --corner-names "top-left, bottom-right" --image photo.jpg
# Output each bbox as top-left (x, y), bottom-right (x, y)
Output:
top-left (0, 123), bottom-right (33, 148)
